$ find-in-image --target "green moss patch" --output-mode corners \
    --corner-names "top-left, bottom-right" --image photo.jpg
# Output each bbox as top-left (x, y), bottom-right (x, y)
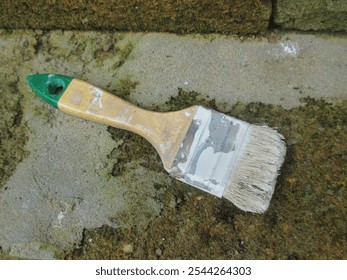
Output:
top-left (0, 78), bottom-right (29, 189)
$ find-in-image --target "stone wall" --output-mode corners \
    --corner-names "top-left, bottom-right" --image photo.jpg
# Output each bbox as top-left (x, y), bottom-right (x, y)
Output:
top-left (1, 0), bottom-right (346, 34)
top-left (0, 0), bottom-right (272, 34)
top-left (274, 0), bottom-right (347, 32)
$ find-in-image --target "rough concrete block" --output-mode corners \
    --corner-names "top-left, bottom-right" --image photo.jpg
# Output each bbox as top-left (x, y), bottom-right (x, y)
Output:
top-left (0, 0), bottom-right (272, 34)
top-left (274, 0), bottom-right (347, 32)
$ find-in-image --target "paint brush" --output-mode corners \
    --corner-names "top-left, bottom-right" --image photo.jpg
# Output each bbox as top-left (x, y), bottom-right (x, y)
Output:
top-left (27, 74), bottom-right (286, 213)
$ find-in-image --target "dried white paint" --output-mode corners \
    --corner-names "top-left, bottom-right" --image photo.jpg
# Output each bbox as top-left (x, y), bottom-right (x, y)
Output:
top-left (170, 107), bottom-right (249, 197)
top-left (280, 41), bottom-right (298, 56)
top-left (135, 123), bottom-right (151, 135)
top-left (57, 211), bottom-right (64, 221)
top-left (53, 211), bottom-right (65, 228)
top-left (159, 143), bottom-right (168, 154)
top-left (114, 107), bottom-right (133, 123)
top-left (89, 86), bottom-right (104, 109)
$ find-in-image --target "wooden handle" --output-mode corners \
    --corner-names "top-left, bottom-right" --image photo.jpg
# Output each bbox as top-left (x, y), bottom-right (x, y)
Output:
top-left (58, 79), bottom-right (198, 169)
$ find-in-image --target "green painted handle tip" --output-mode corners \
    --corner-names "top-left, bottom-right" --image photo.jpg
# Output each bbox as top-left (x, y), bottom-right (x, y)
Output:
top-left (26, 74), bottom-right (73, 108)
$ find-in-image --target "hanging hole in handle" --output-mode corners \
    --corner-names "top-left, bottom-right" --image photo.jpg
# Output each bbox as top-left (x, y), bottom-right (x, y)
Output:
top-left (54, 86), bottom-right (63, 95)
top-left (48, 80), bottom-right (65, 95)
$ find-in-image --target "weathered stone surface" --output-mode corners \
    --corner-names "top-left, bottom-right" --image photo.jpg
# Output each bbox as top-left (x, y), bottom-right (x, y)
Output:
top-left (0, 30), bottom-right (346, 259)
top-left (274, 0), bottom-right (347, 32)
top-left (0, 0), bottom-right (271, 34)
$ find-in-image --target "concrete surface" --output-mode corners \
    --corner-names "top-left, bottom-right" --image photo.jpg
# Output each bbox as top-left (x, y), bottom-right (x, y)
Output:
top-left (117, 33), bottom-right (346, 109)
top-left (0, 30), bottom-right (346, 259)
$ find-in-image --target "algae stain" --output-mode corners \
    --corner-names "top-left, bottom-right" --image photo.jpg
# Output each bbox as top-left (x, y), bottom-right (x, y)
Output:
top-left (38, 244), bottom-right (65, 259)
top-left (158, 88), bottom-right (217, 112)
top-left (109, 78), bottom-right (139, 101)
top-left (0, 81), bottom-right (29, 189)
top-left (114, 42), bottom-right (135, 69)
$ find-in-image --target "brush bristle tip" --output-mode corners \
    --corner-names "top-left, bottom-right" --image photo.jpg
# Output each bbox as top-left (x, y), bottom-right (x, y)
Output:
top-left (223, 125), bottom-right (286, 213)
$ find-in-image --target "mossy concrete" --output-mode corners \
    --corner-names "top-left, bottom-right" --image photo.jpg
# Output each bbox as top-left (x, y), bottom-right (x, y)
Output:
top-left (274, 0), bottom-right (347, 32)
top-left (0, 0), bottom-right (272, 34)
top-left (0, 30), bottom-right (346, 259)
top-left (0, 31), bottom-right (33, 189)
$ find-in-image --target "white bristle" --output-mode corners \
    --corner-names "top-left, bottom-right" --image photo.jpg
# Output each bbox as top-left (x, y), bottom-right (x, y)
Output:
top-left (223, 125), bottom-right (286, 213)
